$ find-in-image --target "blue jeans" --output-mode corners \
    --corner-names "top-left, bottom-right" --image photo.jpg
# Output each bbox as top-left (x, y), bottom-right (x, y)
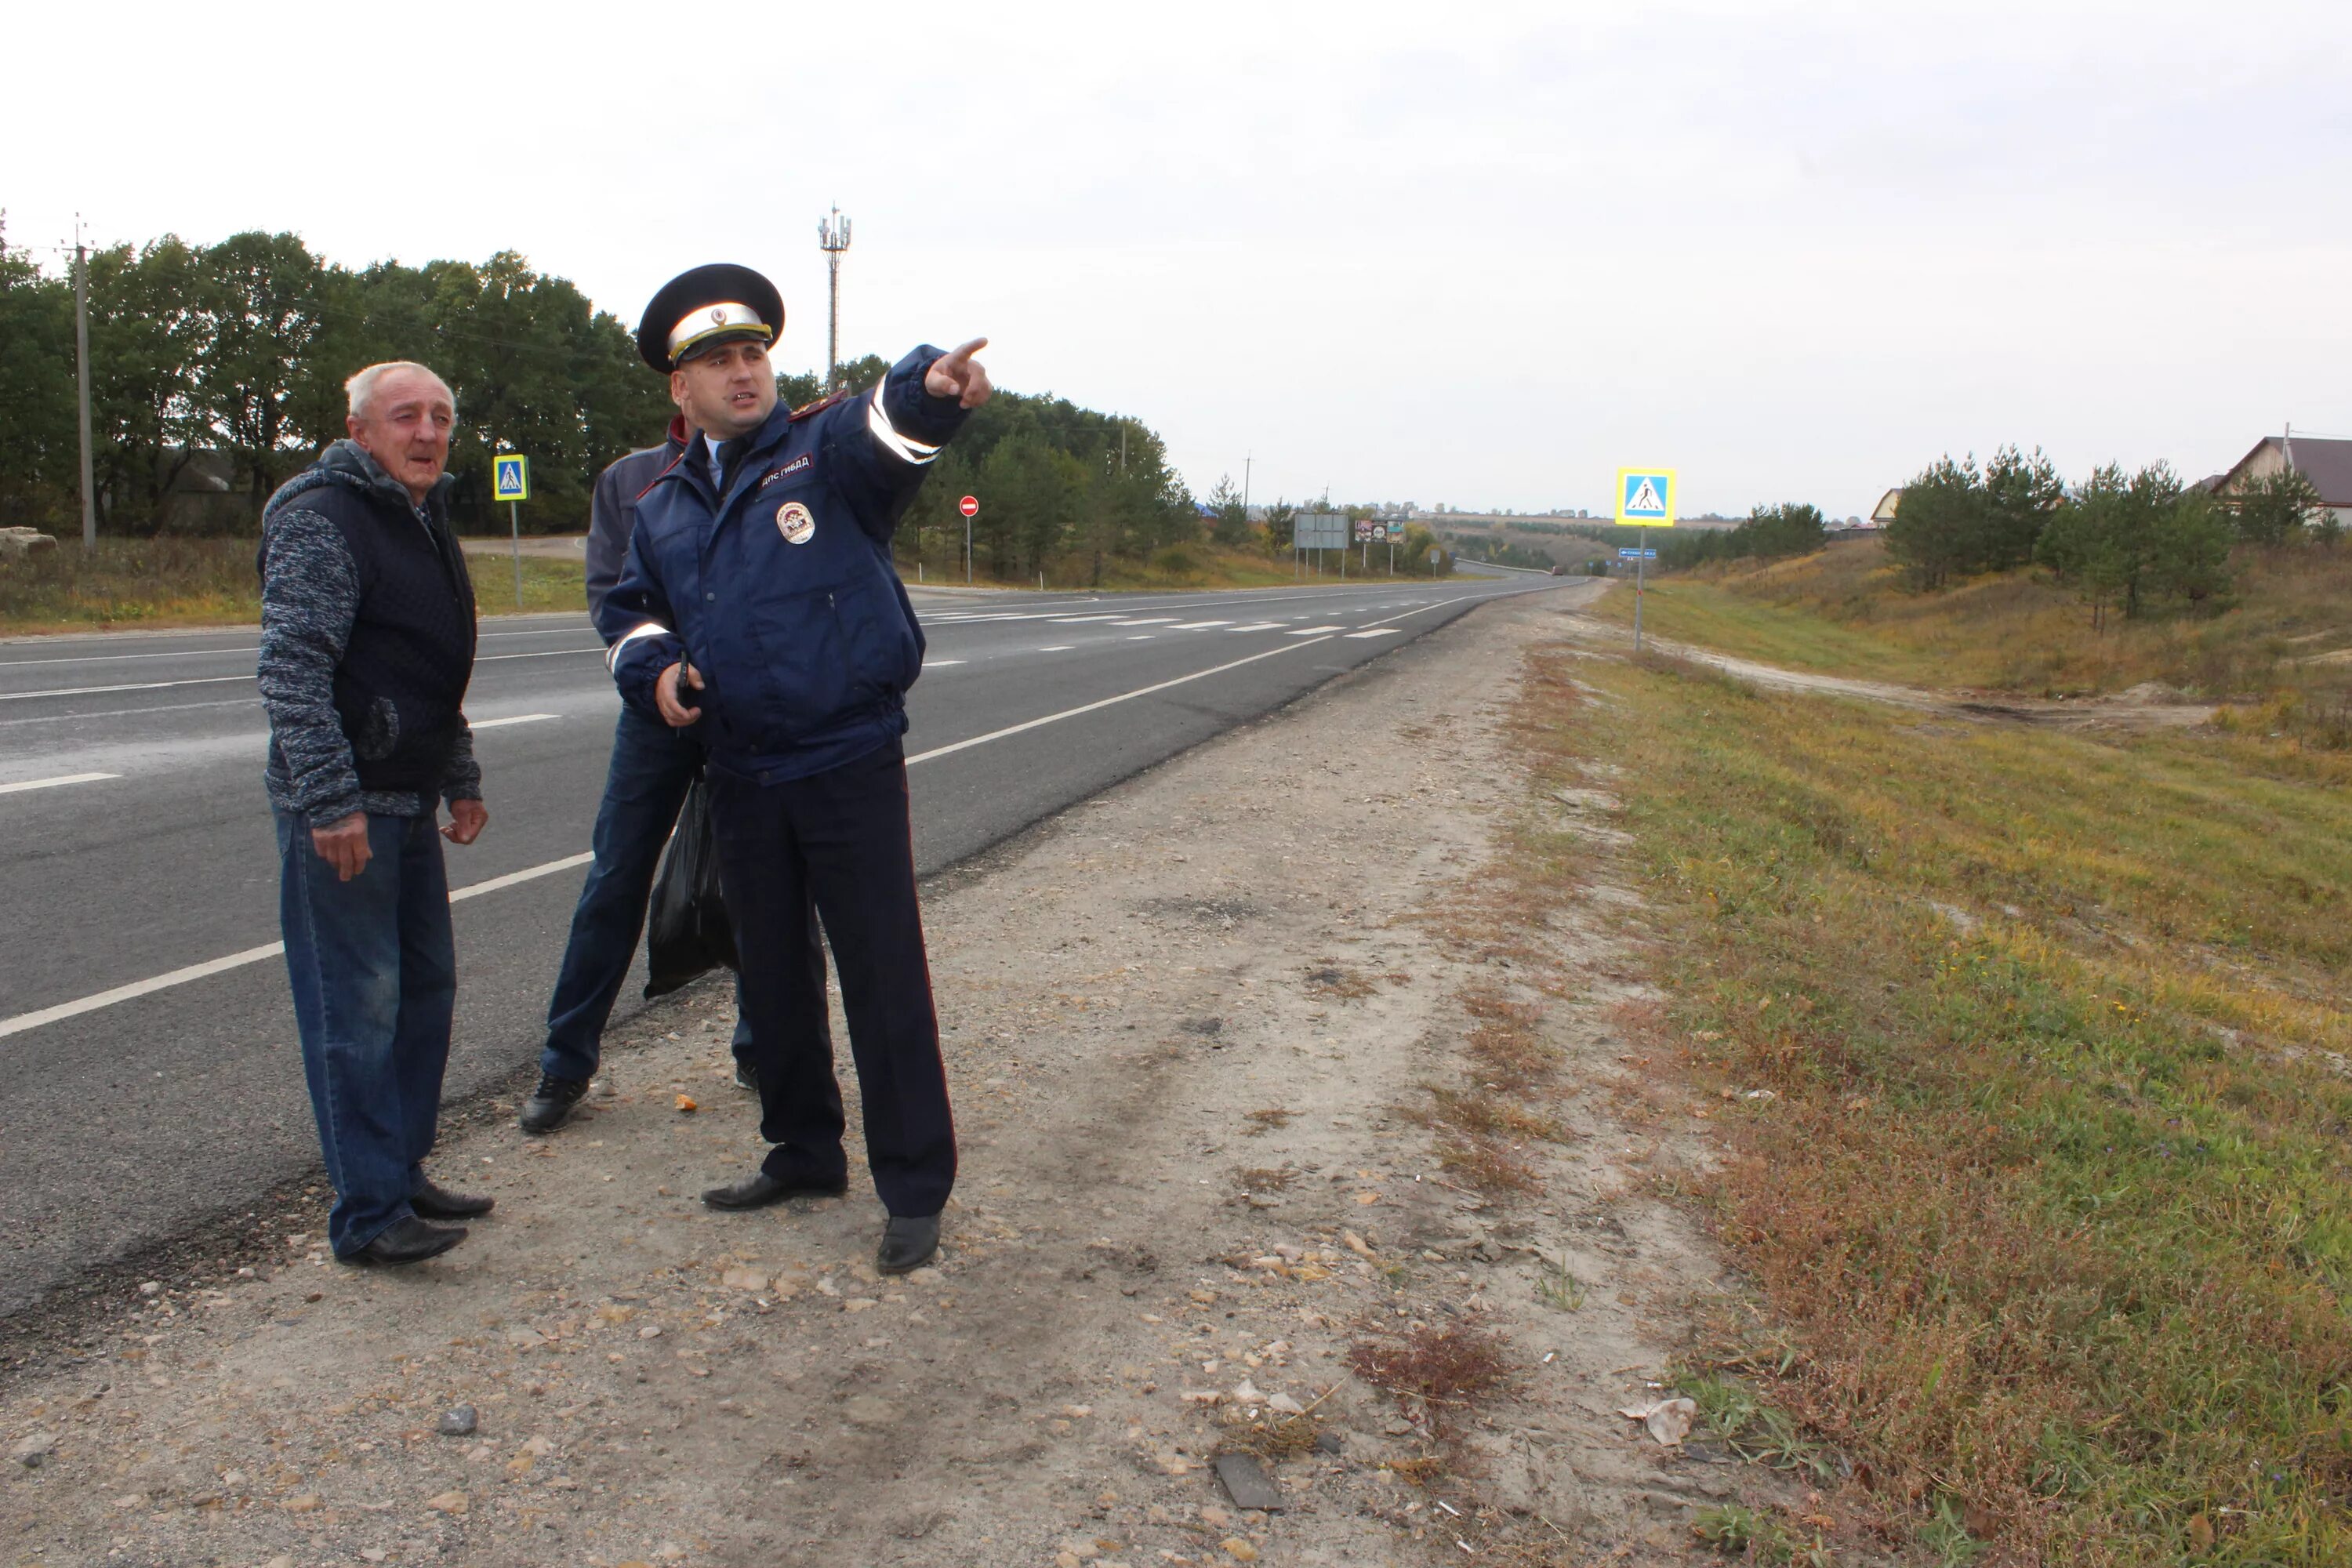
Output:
top-left (540, 704), bottom-right (754, 1082)
top-left (275, 810), bottom-right (456, 1257)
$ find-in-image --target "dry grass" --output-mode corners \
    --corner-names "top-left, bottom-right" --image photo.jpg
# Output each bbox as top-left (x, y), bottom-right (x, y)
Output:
top-left (1594, 535), bottom-right (2352, 746)
top-left (1434, 1138), bottom-right (1541, 1196)
top-left (1505, 633), bottom-right (2352, 1565)
top-left (1232, 1167), bottom-right (1297, 1192)
top-left (1348, 1321), bottom-right (1515, 1436)
top-left (1241, 1107), bottom-right (1295, 1136)
top-left (1305, 963), bottom-right (1380, 1000)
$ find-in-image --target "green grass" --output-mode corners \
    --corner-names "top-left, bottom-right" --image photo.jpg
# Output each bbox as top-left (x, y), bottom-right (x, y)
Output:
top-left (1511, 638), bottom-right (2352, 1565)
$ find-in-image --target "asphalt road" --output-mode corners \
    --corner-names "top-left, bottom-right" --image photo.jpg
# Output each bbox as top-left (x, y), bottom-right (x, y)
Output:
top-left (0, 571), bottom-right (1560, 1328)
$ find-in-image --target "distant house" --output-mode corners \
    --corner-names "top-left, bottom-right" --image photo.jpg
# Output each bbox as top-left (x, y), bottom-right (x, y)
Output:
top-left (1868, 488), bottom-right (1902, 527)
top-left (2215, 434), bottom-right (2352, 528)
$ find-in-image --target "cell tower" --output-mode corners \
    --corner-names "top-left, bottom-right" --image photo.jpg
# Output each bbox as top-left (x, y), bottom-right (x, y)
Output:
top-left (816, 205), bottom-right (851, 390)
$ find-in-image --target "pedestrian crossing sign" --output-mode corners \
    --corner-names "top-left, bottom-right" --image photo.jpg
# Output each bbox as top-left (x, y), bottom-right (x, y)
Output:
top-left (493, 454), bottom-right (530, 502)
top-left (1615, 468), bottom-right (1675, 526)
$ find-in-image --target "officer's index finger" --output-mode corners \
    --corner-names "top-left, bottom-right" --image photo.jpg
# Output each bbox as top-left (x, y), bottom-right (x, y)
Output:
top-left (946, 337), bottom-right (988, 365)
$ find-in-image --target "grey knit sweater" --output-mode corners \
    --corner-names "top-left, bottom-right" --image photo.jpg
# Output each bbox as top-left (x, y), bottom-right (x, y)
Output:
top-left (257, 441), bottom-right (483, 824)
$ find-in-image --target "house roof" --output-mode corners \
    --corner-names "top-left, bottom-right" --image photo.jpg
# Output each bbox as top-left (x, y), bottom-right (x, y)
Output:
top-left (1870, 487), bottom-right (1903, 521)
top-left (2219, 435), bottom-right (2352, 506)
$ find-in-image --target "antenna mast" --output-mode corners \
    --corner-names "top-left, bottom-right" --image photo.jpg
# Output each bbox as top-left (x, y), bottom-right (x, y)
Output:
top-left (816, 205), bottom-right (852, 390)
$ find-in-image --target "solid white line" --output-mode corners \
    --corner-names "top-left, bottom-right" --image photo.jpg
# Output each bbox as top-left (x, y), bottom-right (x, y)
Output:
top-left (0, 771), bottom-right (121, 796)
top-left (0, 942), bottom-right (289, 1041)
top-left (905, 636), bottom-right (1334, 768)
top-left (0, 851), bottom-right (600, 1041)
top-left (1108, 618), bottom-right (1180, 626)
top-left (469, 713), bottom-right (560, 731)
top-left (0, 675), bottom-right (251, 702)
top-left (0, 615), bottom-right (1391, 1040)
top-left (446, 851), bottom-right (596, 904)
top-left (1049, 615), bottom-right (1126, 624)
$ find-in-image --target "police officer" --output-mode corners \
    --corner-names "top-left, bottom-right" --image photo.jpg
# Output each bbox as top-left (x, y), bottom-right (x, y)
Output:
top-left (605, 263), bottom-right (989, 1275)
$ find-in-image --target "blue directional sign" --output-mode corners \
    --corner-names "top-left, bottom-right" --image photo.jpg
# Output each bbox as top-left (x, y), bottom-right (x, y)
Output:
top-left (1617, 546), bottom-right (1659, 559)
top-left (1613, 466), bottom-right (1676, 526)
top-left (492, 454), bottom-right (530, 502)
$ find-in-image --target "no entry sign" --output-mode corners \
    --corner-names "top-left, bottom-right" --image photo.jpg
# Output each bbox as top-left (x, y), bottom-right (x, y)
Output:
top-left (958, 495), bottom-right (979, 518)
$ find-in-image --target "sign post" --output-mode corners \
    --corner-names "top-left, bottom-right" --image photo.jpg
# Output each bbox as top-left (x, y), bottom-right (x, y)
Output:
top-left (492, 454), bottom-right (531, 610)
top-left (1613, 466), bottom-right (1677, 652)
top-left (958, 494), bottom-right (978, 583)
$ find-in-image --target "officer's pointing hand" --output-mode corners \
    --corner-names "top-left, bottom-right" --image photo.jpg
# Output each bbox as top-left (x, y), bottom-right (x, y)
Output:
top-left (925, 339), bottom-right (993, 409)
top-left (657, 660), bottom-right (704, 728)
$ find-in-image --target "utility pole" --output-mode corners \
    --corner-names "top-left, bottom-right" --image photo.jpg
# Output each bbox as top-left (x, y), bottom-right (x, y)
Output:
top-left (816, 205), bottom-right (851, 390)
top-left (1242, 452), bottom-right (1251, 514)
top-left (73, 216), bottom-right (96, 551)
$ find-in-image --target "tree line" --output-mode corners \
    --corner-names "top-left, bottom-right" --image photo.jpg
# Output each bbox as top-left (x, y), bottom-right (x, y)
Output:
top-left (0, 225), bottom-right (1219, 576)
top-left (1888, 447), bottom-right (2338, 622)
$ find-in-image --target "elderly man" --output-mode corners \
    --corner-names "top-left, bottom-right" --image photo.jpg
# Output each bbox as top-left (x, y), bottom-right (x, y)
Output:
top-left (604, 263), bottom-right (989, 1274)
top-left (256, 360), bottom-right (494, 1267)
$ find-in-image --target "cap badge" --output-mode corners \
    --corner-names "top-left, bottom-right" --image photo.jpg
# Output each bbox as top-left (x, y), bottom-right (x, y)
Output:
top-left (775, 501), bottom-right (816, 545)
top-left (710, 307), bottom-right (727, 325)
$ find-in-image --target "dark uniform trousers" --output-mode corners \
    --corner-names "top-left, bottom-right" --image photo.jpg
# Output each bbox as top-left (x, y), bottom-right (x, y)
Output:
top-left (704, 735), bottom-right (956, 1218)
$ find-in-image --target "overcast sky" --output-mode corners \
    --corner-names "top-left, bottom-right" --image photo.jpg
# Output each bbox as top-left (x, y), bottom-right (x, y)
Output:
top-left (5, 1), bottom-right (2347, 518)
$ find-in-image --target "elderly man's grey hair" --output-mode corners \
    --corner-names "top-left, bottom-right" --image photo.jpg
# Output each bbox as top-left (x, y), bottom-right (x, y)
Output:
top-left (345, 361), bottom-right (457, 422)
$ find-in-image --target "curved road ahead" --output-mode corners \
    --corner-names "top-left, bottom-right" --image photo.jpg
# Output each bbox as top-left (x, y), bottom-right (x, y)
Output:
top-left (0, 574), bottom-right (1561, 1330)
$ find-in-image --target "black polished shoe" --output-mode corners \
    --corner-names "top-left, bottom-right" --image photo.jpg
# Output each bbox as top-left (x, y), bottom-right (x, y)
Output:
top-left (338, 1216), bottom-right (466, 1267)
top-left (877, 1213), bottom-right (941, 1275)
top-left (700, 1171), bottom-right (848, 1211)
top-left (733, 1058), bottom-right (758, 1092)
top-left (412, 1179), bottom-right (495, 1220)
top-left (518, 1073), bottom-right (590, 1134)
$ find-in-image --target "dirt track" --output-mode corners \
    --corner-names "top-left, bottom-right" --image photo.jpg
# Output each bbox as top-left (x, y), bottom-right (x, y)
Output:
top-left (2, 586), bottom-right (1780, 1566)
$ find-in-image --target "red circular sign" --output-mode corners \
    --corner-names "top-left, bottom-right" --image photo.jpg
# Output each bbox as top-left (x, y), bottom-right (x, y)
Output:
top-left (958, 495), bottom-right (979, 517)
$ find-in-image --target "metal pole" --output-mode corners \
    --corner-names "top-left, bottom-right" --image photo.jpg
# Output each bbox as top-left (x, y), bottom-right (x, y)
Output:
top-left (964, 514), bottom-right (972, 585)
top-left (1633, 528), bottom-right (1646, 653)
top-left (509, 500), bottom-right (524, 610)
top-left (817, 205), bottom-right (852, 390)
top-left (73, 220), bottom-right (95, 552)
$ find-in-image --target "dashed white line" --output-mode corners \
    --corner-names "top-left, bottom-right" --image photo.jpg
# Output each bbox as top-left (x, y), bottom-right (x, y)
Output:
top-left (0, 771), bottom-right (121, 796)
top-left (1227, 623), bottom-right (1286, 633)
top-left (1036, 645), bottom-right (1076, 652)
top-left (470, 713), bottom-right (561, 731)
top-left (0, 674), bottom-right (251, 702)
top-left (1108, 618), bottom-right (1180, 626)
top-left (1287, 626), bottom-right (1347, 636)
top-left (923, 659), bottom-right (967, 668)
top-left (1164, 621), bottom-right (1231, 630)
top-left (1344, 629), bottom-right (1405, 639)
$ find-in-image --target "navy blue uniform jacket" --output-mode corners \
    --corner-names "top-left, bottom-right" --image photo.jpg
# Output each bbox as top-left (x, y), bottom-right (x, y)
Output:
top-left (604, 346), bottom-right (966, 782)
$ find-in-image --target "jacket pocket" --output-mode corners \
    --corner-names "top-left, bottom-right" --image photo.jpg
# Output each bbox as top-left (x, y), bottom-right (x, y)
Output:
top-left (743, 588), bottom-right (855, 746)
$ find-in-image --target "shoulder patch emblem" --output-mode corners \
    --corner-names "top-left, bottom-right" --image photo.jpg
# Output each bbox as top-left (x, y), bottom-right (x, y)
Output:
top-left (775, 500), bottom-right (816, 545)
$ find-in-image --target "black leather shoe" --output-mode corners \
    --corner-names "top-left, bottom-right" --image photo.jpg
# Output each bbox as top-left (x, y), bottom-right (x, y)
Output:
top-left (518, 1073), bottom-right (590, 1134)
top-left (338, 1216), bottom-right (466, 1266)
top-left (412, 1179), bottom-right (495, 1220)
top-left (733, 1058), bottom-right (758, 1092)
top-left (700, 1171), bottom-right (848, 1211)
top-left (877, 1213), bottom-right (941, 1275)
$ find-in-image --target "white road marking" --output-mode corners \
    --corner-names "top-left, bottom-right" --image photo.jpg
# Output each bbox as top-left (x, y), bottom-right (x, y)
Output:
top-left (469, 713), bottom-right (560, 731)
top-left (1287, 626), bottom-right (1347, 635)
top-left (1344, 629), bottom-right (1405, 639)
top-left (905, 634), bottom-right (1334, 768)
top-left (0, 675), bottom-right (252, 702)
top-left (1036, 645), bottom-right (1076, 652)
top-left (0, 771), bottom-right (121, 796)
top-left (1127, 635), bottom-right (1156, 641)
top-left (0, 851), bottom-right (599, 1042)
top-left (0, 608), bottom-right (1417, 1040)
top-left (922, 659), bottom-right (967, 668)
top-left (1049, 615), bottom-right (1126, 623)
top-left (1226, 623), bottom-right (1286, 633)
top-left (1164, 621), bottom-right (1231, 630)
top-left (1108, 618), bottom-right (1180, 626)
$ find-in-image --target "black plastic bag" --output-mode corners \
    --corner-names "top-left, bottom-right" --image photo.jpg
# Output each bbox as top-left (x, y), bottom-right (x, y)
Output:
top-left (644, 777), bottom-right (738, 998)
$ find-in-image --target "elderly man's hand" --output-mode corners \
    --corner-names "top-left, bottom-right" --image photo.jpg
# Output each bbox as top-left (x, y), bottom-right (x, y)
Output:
top-left (656, 660), bottom-right (705, 728)
top-left (443, 798), bottom-right (488, 845)
top-left (924, 339), bottom-right (993, 408)
top-left (311, 812), bottom-right (372, 881)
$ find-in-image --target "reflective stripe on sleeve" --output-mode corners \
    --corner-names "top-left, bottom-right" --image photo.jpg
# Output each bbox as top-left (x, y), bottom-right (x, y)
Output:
top-left (867, 383), bottom-right (942, 466)
top-left (607, 622), bottom-right (672, 672)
